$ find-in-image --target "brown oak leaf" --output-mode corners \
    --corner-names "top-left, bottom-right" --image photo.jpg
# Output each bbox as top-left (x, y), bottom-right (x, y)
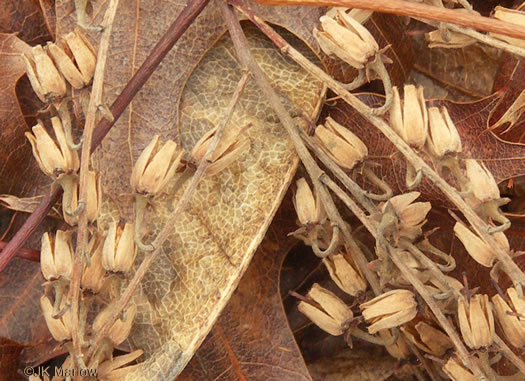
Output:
top-left (0, 34), bottom-right (48, 197)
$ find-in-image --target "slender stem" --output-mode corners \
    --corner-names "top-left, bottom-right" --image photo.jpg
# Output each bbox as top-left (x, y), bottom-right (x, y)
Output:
top-left (312, 225), bottom-right (340, 258)
top-left (418, 18), bottom-right (525, 59)
top-left (251, 0), bottom-right (525, 41)
top-left (476, 352), bottom-right (498, 381)
top-left (350, 326), bottom-right (397, 346)
top-left (0, 241), bottom-right (40, 262)
top-left (362, 166), bottom-right (393, 201)
top-left (494, 334), bottom-right (525, 375)
top-left (401, 240), bottom-right (460, 298)
top-left (389, 249), bottom-right (486, 379)
top-left (86, 71), bottom-right (250, 366)
top-left (218, 0), bottom-right (381, 295)
top-left (234, 6), bottom-right (525, 288)
top-left (321, 174), bottom-right (376, 233)
top-left (368, 58), bottom-right (392, 116)
top-left (69, 0), bottom-right (120, 366)
top-left (404, 338), bottom-right (441, 381)
top-left (0, 0), bottom-right (211, 274)
top-left (341, 69), bottom-right (366, 91)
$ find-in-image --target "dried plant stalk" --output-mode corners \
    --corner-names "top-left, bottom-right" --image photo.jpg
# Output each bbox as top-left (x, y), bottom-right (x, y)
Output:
top-left (87, 72), bottom-right (250, 365)
top-left (68, 0), bottom-right (120, 366)
top-left (218, 0), bottom-right (382, 295)
top-left (232, 2), bottom-right (525, 290)
top-left (219, 2), bottom-right (488, 377)
top-left (224, 2), bottom-right (525, 377)
top-left (419, 18), bottom-right (525, 58)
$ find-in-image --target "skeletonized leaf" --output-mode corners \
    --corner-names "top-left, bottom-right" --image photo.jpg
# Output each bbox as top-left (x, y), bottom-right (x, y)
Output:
top-left (179, 195), bottom-right (312, 380)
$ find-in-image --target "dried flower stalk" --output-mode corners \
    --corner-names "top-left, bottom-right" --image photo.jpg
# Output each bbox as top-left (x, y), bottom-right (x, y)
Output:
top-left (232, 5), bottom-right (525, 291)
top-left (68, 0), bottom-right (120, 366)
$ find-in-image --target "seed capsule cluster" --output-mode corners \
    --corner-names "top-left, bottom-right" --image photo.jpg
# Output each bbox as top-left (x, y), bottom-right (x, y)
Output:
top-left (294, 8), bottom-right (524, 380)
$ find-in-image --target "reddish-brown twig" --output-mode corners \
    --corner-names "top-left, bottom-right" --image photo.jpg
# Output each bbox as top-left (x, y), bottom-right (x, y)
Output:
top-left (0, 241), bottom-right (40, 262)
top-left (253, 0), bottom-right (525, 41)
top-left (0, 0), bottom-right (211, 273)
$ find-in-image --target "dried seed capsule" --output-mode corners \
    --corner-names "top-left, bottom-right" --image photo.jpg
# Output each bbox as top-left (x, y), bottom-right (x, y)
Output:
top-left (131, 135), bottom-right (184, 196)
top-left (314, 10), bottom-right (378, 69)
top-left (314, 117), bottom-right (368, 170)
top-left (323, 252), bottom-right (367, 296)
top-left (390, 85), bottom-right (428, 149)
top-left (465, 159), bottom-right (500, 203)
top-left (62, 170), bottom-right (101, 225)
top-left (453, 222), bottom-right (509, 267)
top-left (40, 230), bottom-right (74, 281)
top-left (23, 45), bottom-right (67, 102)
top-left (443, 356), bottom-right (476, 381)
top-left (40, 295), bottom-right (72, 341)
top-left (46, 42), bottom-right (85, 89)
top-left (293, 178), bottom-right (325, 226)
top-left (191, 125), bottom-right (250, 176)
top-left (492, 287), bottom-right (525, 348)
top-left (63, 29), bottom-right (97, 84)
top-left (383, 191), bottom-right (431, 241)
top-left (102, 222), bottom-right (136, 273)
top-left (298, 283), bottom-right (353, 336)
top-left (86, 170), bottom-right (102, 222)
top-left (25, 118), bottom-right (80, 178)
top-left (402, 321), bottom-right (453, 356)
top-left (61, 177), bottom-right (79, 226)
top-left (81, 233), bottom-right (106, 292)
top-left (93, 303), bottom-right (137, 346)
top-left (426, 29), bottom-right (476, 49)
top-left (379, 329), bottom-right (411, 359)
top-left (360, 289), bottom-right (418, 334)
top-left (490, 7), bottom-right (525, 49)
top-left (426, 106), bottom-right (462, 158)
top-left (457, 294), bottom-right (495, 349)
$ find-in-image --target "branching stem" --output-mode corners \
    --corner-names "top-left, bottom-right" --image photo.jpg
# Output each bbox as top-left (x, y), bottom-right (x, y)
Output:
top-left (232, 3), bottom-right (525, 289)
top-left (494, 334), bottom-right (525, 375)
top-left (69, 0), bottom-right (120, 367)
top-left (218, 0), bottom-right (381, 295)
top-left (86, 70), bottom-right (251, 366)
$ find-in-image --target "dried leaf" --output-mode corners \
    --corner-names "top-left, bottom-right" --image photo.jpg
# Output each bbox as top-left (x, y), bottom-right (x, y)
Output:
top-left (179, 196), bottom-right (312, 380)
top-left (0, 1), bottom-right (52, 45)
top-left (128, 25), bottom-right (322, 380)
top-left (0, 337), bottom-right (24, 381)
top-left (0, 34), bottom-right (48, 197)
top-left (411, 31), bottom-right (500, 99)
top-left (0, 258), bottom-right (49, 346)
